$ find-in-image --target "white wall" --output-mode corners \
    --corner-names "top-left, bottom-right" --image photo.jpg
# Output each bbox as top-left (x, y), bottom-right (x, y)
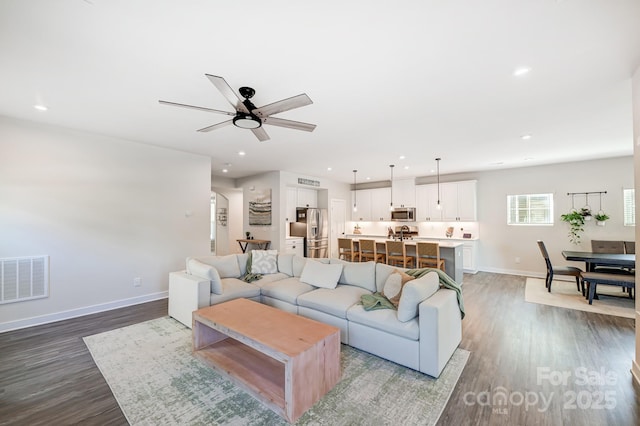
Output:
top-left (476, 157), bottom-right (634, 276)
top-left (0, 117), bottom-right (211, 330)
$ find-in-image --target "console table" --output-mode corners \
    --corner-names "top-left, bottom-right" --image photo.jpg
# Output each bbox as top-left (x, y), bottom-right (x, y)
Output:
top-left (236, 238), bottom-right (271, 253)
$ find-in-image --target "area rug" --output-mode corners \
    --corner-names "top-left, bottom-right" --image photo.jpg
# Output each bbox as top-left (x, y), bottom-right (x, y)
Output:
top-left (84, 316), bottom-right (469, 426)
top-left (525, 277), bottom-right (634, 319)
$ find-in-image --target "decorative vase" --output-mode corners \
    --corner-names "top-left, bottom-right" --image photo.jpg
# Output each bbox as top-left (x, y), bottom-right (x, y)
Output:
top-left (596, 221), bottom-right (606, 227)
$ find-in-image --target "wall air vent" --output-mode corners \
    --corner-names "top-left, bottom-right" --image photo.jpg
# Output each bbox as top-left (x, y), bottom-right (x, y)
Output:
top-left (0, 256), bottom-right (49, 304)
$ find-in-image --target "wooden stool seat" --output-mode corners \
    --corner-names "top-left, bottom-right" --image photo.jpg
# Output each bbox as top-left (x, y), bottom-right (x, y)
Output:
top-left (385, 240), bottom-right (414, 268)
top-left (415, 242), bottom-right (445, 271)
top-left (338, 238), bottom-right (359, 262)
top-left (359, 239), bottom-right (385, 263)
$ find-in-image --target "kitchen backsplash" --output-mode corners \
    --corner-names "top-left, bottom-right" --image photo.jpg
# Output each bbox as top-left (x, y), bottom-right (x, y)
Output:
top-left (347, 221), bottom-right (479, 239)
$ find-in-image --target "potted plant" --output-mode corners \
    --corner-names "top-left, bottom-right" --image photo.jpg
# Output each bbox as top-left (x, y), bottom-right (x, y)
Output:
top-left (245, 231), bottom-right (251, 239)
top-left (594, 212), bottom-right (610, 226)
top-left (560, 211), bottom-right (585, 244)
top-left (580, 207), bottom-right (592, 221)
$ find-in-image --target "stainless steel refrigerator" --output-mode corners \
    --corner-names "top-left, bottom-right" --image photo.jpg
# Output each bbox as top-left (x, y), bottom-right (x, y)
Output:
top-left (289, 208), bottom-right (328, 258)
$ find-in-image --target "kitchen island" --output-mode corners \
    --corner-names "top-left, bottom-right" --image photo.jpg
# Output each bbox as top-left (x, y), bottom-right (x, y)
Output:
top-left (346, 237), bottom-right (464, 283)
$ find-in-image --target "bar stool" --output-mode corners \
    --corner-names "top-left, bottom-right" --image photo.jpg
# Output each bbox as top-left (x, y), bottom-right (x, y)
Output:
top-left (416, 242), bottom-right (445, 271)
top-left (385, 240), bottom-right (414, 268)
top-left (338, 238), bottom-right (359, 262)
top-left (359, 239), bottom-right (385, 263)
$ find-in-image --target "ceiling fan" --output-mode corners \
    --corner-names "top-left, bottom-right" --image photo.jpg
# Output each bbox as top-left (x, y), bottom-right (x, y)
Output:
top-left (159, 74), bottom-right (316, 142)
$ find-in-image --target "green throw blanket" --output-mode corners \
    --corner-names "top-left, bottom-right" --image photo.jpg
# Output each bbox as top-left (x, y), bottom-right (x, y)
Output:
top-left (405, 267), bottom-right (465, 319)
top-left (241, 252), bottom-right (263, 283)
top-left (361, 293), bottom-right (396, 311)
top-left (361, 268), bottom-right (465, 319)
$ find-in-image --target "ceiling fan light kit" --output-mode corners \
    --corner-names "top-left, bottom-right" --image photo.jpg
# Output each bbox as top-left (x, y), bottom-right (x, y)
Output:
top-left (233, 112), bottom-right (261, 129)
top-left (159, 74), bottom-right (316, 141)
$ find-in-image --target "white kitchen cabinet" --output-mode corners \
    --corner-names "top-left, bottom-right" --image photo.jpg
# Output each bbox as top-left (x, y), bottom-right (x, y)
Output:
top-left (285, 237), bottom-right (304, 257)
top-left (351, 187), bottom-right (390, 221)
top-left (441, 180), bottom-right (477, 221)
top-left (462, 240), bottom-right (478, 273)
top-left (392, 178), bottom-right (415, 208)
top-left (297, 188), bottom-right (318, 208)
top-left (352, 189), bottom-right (372, 221)
top-left (415, 184), bottom-right (443, 221)
top-left (286, 187), bottom-right (298, 222)
top-left (370, 187), bottom-right (391, 221)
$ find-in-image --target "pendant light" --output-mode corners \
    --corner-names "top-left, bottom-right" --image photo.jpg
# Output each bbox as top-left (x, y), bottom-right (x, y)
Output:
top-left (435, 158), bottom-right (442, 210)
top-left (353, 169), bottom-right (358, 212)
top-left (389, 164), bottom-right (395, 211)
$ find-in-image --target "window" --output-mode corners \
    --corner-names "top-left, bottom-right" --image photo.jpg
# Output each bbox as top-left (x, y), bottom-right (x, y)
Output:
top-left (507, 193), bottom-right (554, 225)
top-left (623, 188), bottom-right (635, 226)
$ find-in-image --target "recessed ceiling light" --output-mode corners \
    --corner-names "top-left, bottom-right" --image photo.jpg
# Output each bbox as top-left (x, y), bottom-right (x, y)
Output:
top-left (399, 155), bottom-right (406, 160)
top-left (222, 169), bottom-right (228, 173)
top-left (327, 167), bottom-right (332, 171)
top-left (404, 166), bottom-right (409, 170)
top-left (366, 177), bottom-right (371, 180)
top-left (34, 105), bottom-right (47, 111)
top-left (238, 151), bottom-right (246, 156)
top-left (521, 134), bottom-right (532, 140)
top-left (524, 157), bottom-right (534, 161)
top-left (513, 67), bottom-right (531, 77)
top-left (490, 161), bottom-right (504, 166)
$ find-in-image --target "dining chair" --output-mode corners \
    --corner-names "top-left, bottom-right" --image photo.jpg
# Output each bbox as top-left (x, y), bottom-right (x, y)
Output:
top-left (359, 239), bottom-right (385, 263)
top-left (415, 242), bottom-right (445, 271)
top-left (385, 240), bottom-right (414, 268)
top-left (537, 240), bottom-right (582, 293)
top-left (590, 240), bottom-right (630, 275)
top-left (591, 240), bottom-right (624, 254)
top-left (624, 241), bottom-right (635, 254)
top-left (338, 238), bottom-right (359, 262)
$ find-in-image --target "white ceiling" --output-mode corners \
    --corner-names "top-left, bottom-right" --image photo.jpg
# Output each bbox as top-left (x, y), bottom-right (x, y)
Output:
top-left (1, 0), bottom-right (639, 183)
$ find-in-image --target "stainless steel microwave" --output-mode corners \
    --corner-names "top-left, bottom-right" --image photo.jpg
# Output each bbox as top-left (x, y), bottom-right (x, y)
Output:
top-left (391, 207), bottom-right (416, 221)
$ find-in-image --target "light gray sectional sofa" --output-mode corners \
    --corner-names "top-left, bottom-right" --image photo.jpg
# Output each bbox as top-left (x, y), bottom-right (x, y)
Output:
top-left (168, 252), bottom-right (462, 378)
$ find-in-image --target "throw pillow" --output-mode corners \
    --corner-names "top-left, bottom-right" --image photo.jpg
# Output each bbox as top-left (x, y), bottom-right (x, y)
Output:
top-left (382, 270), bottom-right (416, 307)
top-left (300, 260), bottom-right (344, 289)
top-left (397, 271), bottom-right (440, 322)
top-left (187, 259), bottom-right (223, 295)
top-left (199, 254), bottom-right (240, 278)
top-left (251, 250), bottom-right (278, 274)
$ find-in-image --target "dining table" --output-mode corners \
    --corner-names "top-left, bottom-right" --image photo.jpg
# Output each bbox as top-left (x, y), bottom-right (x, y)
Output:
top-left (561, 250), bottom-right (635, 271)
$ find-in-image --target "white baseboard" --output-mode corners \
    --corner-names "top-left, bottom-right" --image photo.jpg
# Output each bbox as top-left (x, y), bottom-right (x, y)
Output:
top-left (0, 291), bottom-right (168, 333)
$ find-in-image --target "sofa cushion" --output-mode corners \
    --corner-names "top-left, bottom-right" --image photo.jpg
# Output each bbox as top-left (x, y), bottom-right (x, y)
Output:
top-left (237, 253), bottom-right (249, 276)
top-left (382, 270), bottom-right (416, 307)
top-left (300, 260), bottom-right (343, 289)
top-left (261, 277), bottom-right (315, 305)
top-left (375, 262), bottom-right (407, 293)
top-left (297, 285), bottom-right (371, 319)
top-left (277, 254), bottom-right (294, 276)
top-left (293, 256), bottom-right (307, 277)
top-left (251, 272), bottom-right (289, 288)
top-left (347, 304), bottom-right (419, 340)
top-left (397, 271), bottom-right (439, 322)
top-left (331, 259), bottom-right (376, 292)
top-left (196, 254), bottom-right (241, 278)
top-left (209, 278), bottom-right (260, 305)
top-left (186, 258), bottom-right (223, 295)
top-left (251, 249), bottom-right (278, 274)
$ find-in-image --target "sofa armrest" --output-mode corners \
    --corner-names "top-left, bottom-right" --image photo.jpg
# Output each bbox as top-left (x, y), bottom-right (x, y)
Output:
top-left (418, 288), bottom-right (462, 377)
top-left (168, 271), bottom-right (210, 329)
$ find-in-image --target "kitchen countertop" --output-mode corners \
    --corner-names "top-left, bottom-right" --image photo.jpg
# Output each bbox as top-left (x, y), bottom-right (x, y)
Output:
top-left (348, 237), bottom-right (464, 248)
top-left (345, 234), bottom-right (478, 241)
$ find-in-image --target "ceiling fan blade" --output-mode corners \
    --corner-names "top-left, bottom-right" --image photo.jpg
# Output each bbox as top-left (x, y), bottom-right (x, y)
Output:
top-left (205, 74), bottom-right (250, 114)
top-left (251, 127), bottom-right (270, 142)
top-left (263, 117), bottom-right (316, 132)
top-left (159, 100), bottom-right (235, 116)
top-left (197, 119), bottom-right (233, 132)
top-left (253, 94), bottom-right (313, 118)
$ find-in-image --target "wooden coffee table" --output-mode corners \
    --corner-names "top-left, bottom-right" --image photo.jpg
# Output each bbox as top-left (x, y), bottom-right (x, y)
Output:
top-left (192, 298), bottom-right (341, 422)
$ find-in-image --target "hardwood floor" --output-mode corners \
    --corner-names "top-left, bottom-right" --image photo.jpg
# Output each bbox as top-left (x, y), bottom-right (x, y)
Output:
top-left (0, 273), bottom-right (637, 425)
